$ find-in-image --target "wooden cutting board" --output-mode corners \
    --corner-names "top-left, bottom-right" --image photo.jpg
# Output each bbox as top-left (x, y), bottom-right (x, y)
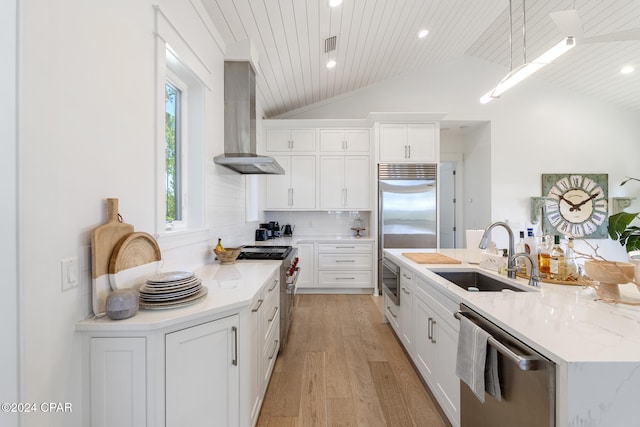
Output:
top-left (91, 198), bottom-right (134, 316)
top-left (108, 232), bottom-right (162, 290)
top-left (402, 253), bottom-right (462, 264)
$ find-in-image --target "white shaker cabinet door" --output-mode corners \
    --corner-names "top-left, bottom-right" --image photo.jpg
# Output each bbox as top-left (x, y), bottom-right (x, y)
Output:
top-left (165, 315), bottom-right (240, 427)
top-left (89, 337), bottom-right (146, 427)
top-left (289, 156), bottom-right (316, 208)
top-left (265, 156), bottom-right (291, 209)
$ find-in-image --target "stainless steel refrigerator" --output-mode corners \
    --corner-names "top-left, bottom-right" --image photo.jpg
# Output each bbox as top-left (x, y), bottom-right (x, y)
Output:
top-left (378, 163), bottom-right (437, 287)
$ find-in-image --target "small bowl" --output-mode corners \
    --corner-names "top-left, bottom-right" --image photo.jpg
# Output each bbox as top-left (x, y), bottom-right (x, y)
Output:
top-left (214, 247), bottom-right (242, 264)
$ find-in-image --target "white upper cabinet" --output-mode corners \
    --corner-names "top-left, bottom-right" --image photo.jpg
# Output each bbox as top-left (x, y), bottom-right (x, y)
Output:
top-left (319, 155), bottom-right (370, 210)
top-left (379, 123), bottom-right (438, 162)
top-left (265, 155), bottom-right (316, 209)
top-left (265, 129), bottom-right (316, 152)
top-left (320, 129), bottom-right (370, 152)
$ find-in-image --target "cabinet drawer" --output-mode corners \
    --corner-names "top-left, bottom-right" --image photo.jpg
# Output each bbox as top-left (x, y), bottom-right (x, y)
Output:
top-left (318, 253), bottom-right (372, 269)
top-left (318, 271), bottom-right (372, 287)
top-left (318, 243), bottom-right (373, 253)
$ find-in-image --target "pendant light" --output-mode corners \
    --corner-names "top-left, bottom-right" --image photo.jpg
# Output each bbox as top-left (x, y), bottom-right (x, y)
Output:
top-left (480, 0), bottom-right (576, 104)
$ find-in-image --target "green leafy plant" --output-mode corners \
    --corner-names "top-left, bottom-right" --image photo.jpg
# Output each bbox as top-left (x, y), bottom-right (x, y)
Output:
top-left (608, 211), bottom-right (640, 252)
top-left (607, 177), bottom-right (640, 253)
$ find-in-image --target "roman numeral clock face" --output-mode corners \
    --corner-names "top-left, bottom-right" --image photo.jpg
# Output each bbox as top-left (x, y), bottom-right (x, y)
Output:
top-left (542, 174), bottom-right (608, 238)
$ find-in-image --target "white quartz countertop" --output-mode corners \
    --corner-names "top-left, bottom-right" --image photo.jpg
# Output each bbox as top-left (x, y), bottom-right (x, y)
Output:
top-left (76, 260), bottom-right (281, 332)
top-left (384, 248), bottom-right (640, 364)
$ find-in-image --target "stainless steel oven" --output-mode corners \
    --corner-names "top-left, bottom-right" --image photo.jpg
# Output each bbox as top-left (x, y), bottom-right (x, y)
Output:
top-left (455, 304), bottom-right (556, 427)
top-left (381, 257), bottom-right (400, 305)
top-left (238, 245), bottom-right (299, 352)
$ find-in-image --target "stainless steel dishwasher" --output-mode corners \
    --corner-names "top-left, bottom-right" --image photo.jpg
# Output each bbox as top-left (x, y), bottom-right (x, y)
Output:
top-left (455, 304), bottom-right (556, 427)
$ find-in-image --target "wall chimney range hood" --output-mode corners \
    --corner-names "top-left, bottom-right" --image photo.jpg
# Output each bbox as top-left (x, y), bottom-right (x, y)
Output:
top-left (214, 61), bottom-right (284, 174)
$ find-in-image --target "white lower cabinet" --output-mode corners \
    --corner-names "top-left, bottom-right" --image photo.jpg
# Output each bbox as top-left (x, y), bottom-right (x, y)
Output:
top-left (166, 315), bottom-right (240, 427)
top-left (89, 337), bottom-right (146, 427)
top-left (384, 266), bottom-right (460, 427)
top-left (84, 272), bottom-right (280, 427)
top-left (296, 243), bottom-right (315, 289)
top-left (413, 276), bottom-right (460, 427)
top-left (384, 292), bottom-right (401, 334)
top-left (317, 242), bottom-right (373, 291)
top-left (399, 268), bottom-right (414, 353)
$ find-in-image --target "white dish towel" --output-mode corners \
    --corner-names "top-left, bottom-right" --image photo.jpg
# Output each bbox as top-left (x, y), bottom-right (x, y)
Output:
top-left (455, 315), bottom-right (502, 402)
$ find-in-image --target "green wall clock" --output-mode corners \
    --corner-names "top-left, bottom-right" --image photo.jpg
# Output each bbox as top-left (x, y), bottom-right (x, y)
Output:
top-left (542, 173), bottom-right (608, 238)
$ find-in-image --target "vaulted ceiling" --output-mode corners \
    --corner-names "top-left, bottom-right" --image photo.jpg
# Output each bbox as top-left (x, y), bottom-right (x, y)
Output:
top-left (203, 0), bottom-right (640, 117)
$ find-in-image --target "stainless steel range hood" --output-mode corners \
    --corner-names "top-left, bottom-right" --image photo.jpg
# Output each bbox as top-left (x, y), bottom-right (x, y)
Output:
top-left (214, 61), bottom-right (284, 174)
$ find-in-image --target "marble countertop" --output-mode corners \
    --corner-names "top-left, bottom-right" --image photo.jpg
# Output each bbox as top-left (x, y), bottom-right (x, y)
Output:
top-left (384, 248), bottom-right (640, 364)
top-left (76, 260), bottom-right (281, 332)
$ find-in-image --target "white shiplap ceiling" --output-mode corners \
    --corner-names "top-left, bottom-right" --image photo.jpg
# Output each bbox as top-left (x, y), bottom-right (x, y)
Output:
top-left (203, 0), bottom-right (640, 117)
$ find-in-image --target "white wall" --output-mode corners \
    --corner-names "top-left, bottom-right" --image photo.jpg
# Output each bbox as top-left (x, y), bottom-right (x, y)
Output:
top-left (18, 1), bottom-right (256, 425)
top-left (1, 1), bottom-right (19, 425)
top-left (280, 56), bottom-right (640, 256)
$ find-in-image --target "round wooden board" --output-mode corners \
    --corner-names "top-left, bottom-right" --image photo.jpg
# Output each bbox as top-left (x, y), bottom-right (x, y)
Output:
top-left (109, 232), bottom-right (162, 274)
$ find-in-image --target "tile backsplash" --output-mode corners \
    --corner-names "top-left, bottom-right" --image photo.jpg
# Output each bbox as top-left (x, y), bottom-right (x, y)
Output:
top-left (264, 211), bottom-right (371, 237)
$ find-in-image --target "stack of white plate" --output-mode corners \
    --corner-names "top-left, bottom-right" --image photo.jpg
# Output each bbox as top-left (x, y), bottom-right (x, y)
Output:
top-left (138, 271), bottom-right (208, 310)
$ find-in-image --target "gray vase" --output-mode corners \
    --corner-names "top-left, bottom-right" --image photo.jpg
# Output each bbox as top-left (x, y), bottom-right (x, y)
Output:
top-left (106, 289), bottom-right (139, 320)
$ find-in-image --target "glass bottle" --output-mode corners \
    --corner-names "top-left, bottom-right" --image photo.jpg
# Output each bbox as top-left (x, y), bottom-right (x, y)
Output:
top-left (564, 237), bottom-right (579, 281)
top-left (538, 235), bottom-right (552, 277)
top-left (515, 231), bottom-right (526, 274)
top-left (549, 235), bottom-right (565, 280)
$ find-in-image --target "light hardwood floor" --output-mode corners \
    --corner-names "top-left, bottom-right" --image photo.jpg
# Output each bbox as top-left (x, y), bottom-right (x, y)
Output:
top-left (257, 294), bottom-right (449, 427)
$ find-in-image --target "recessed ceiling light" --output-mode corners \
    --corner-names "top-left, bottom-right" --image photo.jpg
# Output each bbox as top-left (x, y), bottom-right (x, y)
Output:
top-left (620, 65), bottom-right (634, 74)
top-left (418, 29), bottom-right (429, 39)
top-left (326, 60), bottom-right (337, 69)
top-left (329, 0), bottom-right (342, 7)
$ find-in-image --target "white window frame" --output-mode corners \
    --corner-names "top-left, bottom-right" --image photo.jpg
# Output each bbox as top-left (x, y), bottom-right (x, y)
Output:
top-left (154, 7), bottom-right (209, 249)
top-left (165, 68), bottom-right (188, 231)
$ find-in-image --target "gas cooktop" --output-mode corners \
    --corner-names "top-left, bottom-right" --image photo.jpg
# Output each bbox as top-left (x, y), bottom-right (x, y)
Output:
top-left (237, 245), bottom-right (293, 260)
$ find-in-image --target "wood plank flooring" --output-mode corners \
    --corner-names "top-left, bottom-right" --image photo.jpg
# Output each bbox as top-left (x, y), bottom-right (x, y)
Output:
top-left (257, 294), bottom-right (449, 427)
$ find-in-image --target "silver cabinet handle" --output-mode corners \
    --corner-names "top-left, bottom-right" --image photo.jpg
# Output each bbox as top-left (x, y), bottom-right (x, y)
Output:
top-left (336, 259), bottom-right (356, 263)
top-left (268, 306), bottom-right (278, 322)
top-left (268, 279), bottom-right (278, 292)
top-left (387, 306), bottom-right (398, 318)
top-left (288, 140), bottom-right (293, 150)
top-left (402, 273), bottom-right (411, 280)
top-left (401, 287), bottom-right (410, 295)
top-left (336, 277), bottom-right (355, 280)
top-left (269, 339), bottom-right (279, 360)
top-left (231, 326), bottom-right (238, 366)
top-left (427, 317), bottom-right (433, 340)
top-left (431, 319), bottom-right (436, 343)
top-left (408, 145), bottom-right (411, 159)
top-left (251, 299), bottom-right (264, 313)
top-left (335, 246), bottom-right (355, 249)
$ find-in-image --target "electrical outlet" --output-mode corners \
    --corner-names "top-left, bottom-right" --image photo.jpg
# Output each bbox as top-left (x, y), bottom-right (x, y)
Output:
top-left (61, 257), bottom-right (78, 291)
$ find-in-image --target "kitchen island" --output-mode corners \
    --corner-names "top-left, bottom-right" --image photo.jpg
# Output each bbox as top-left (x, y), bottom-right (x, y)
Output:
top-left (384, 248), bottom-right (640, 427)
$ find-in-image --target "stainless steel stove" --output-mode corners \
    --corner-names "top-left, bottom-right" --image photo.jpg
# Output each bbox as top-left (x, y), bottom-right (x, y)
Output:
top-left (238, 245), bottom-right (299, 352)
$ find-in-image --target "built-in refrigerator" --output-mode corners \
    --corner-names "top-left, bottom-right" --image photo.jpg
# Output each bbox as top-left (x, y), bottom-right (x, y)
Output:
top-left (378, 163), bottom-right (437, 290)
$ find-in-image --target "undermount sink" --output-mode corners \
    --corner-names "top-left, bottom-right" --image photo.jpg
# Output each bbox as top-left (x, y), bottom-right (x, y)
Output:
top-left (433, 271), bottom-right (527, 292)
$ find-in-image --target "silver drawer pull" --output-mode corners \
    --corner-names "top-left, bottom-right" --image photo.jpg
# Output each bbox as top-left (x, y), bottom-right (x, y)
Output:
top-left (335, 246), bottom-right (355, 249)
top-left (269, 340), bottom-right (279, 360)
top-left (251, 299), bottom-right (264, 313)
top-left (268, 307), bottom-right (278, 322)
top-left (268, 279), bottom-right (278, 292)
top-left (336, 277), bottom-right (355, 280)
top-left (336, 259), bottom-right (355, 263)
top-left (231, 326), bottom-right (238, 366)
top-left (387, 306), bottom-right (397, 318)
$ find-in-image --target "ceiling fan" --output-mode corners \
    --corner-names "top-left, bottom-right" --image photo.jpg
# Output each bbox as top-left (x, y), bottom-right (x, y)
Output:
top-left (550, 9), bottom-right (640, 44)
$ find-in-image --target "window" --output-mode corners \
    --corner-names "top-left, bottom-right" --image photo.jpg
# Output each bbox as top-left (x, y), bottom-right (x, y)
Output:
top-left (165, 80), bottom-right (183, 224)
top-left (154, 7), bottom-right (208, 243)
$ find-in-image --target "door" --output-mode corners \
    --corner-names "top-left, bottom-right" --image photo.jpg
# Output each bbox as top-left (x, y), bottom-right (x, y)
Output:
top-left (166, 315), bottom-right (240, 427)
top-left (440, 162), bottom-right (456, 248)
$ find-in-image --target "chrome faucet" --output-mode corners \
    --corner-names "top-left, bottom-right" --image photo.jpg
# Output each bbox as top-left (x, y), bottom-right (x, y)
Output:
top-left (508, 252), bottom-right (541, 287)
top-left (479, 221), bottom-right (515, 279)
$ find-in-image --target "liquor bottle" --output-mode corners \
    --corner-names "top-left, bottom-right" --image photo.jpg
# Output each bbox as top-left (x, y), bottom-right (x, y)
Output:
top-left (564, 237), bottom-right (579, 281)
top-left (549, 235), bottom-right (565, 280)
top-left (538, 235), bottom-right (552, 276)
top-left (215, 238), bottom-right (226, 252)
